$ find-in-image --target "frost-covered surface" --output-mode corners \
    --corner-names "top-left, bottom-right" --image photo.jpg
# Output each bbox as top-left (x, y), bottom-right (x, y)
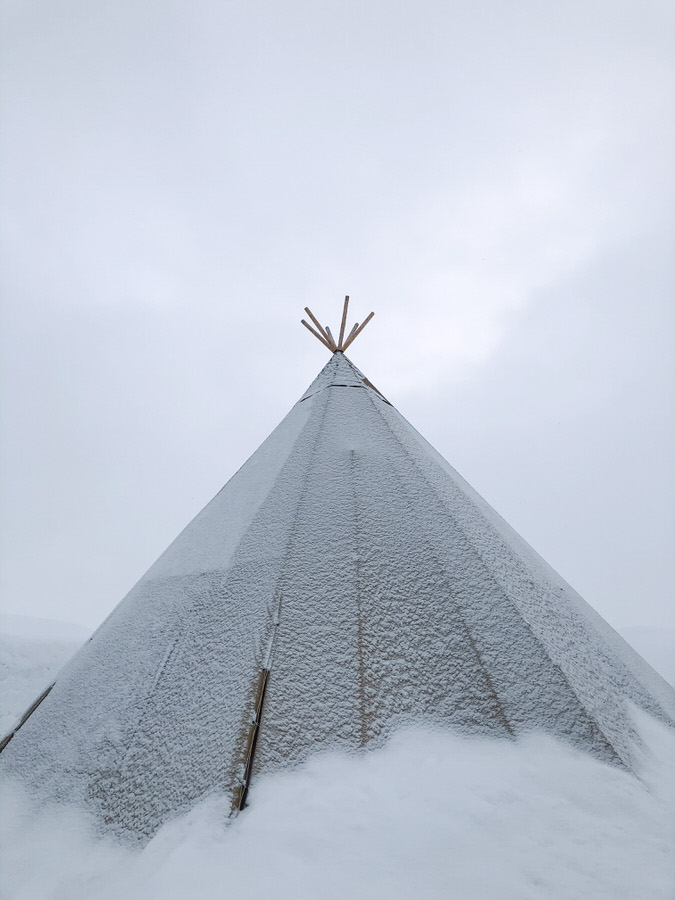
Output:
top-left (2, 353), bottom-right (674, 841)
top-left (1, 713), bottom-right (674, 900)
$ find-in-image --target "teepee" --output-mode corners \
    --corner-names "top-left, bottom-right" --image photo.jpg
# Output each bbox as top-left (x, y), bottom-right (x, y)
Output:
top-left (2, 299), bottom-right (674, 841)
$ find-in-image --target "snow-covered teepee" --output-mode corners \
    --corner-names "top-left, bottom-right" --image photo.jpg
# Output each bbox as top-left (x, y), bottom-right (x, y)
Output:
top-left (2, 299), bottom-right (674, 841)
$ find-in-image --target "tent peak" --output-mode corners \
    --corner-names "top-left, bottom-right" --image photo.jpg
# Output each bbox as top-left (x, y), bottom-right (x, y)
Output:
top-left (299, 350), bottom-right (390, 404)
top-left (301, 296), bottom-right (374, 353)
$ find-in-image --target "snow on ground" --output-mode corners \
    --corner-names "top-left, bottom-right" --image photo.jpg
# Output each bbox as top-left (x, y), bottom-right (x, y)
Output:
top-left (0, 614), bottom-right (91, 736)
top-left (1, 616), bottom-right (674, 900)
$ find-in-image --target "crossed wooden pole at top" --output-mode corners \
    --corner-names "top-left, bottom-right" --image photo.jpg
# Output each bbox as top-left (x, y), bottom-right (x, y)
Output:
top-left (301, 296), bottom-right (374, 353)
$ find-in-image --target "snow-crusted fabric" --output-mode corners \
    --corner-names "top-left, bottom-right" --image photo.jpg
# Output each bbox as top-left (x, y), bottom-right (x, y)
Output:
top-left (2, 352), bottom-right (674, 840)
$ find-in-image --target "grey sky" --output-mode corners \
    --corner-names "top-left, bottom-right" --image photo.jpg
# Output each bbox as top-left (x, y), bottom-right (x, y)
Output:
top-left (1, 0), bottom-right (673, 630)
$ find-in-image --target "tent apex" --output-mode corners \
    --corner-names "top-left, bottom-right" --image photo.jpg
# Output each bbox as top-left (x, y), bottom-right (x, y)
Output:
top-left (301, 297), bottom-right (374, 353)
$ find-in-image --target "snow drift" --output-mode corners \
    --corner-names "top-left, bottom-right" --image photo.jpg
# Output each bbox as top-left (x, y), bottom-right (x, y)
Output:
top-left (2, 616), bottom-right (674, 899)
top-left (2, 716), bottom-right (674, 900)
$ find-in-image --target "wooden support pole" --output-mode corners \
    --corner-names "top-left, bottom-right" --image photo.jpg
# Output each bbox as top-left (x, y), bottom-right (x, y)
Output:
top-left (344, 322), bottom-right (359, 345)
top-left (342, 311), bottom-right (374, 351)
top-left (0, 683), bottom-right (54, 753)
top-left (338, 295), bottom-right (350, 350)
top-left (301, 319), bottom-right (333, 351)
top-left (324, 326), bottom-right (338, 351)
top-left (304, 307), bottom-right (333, 346)
top-left (232, 667), bottom-right (271, 812)
top-left (301, 299), bottom-right (374, 354)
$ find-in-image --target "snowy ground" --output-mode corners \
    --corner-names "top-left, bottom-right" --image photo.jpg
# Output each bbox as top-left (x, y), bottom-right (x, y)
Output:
top-left (1, 614), bottom-right (674, 900)
top-left (0, 614), bottom-right (92, 737)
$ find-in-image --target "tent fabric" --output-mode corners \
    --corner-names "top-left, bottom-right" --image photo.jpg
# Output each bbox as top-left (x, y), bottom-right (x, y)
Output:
top-left (3, 352), bottom-right (674, 840)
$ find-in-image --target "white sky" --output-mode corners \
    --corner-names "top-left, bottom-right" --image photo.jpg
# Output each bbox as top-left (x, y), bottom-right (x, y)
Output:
top-left (1, 0), bottom-right (673, 630)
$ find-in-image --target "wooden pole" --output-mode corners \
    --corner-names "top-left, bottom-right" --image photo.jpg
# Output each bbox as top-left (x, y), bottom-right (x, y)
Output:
top-left (301, 319), bottom-right (333, 351)
top-left (338, 295), bottom-right (350, 350)
top-left (344, 322), bottom-right (359, 345)
top-left (341, 311), bottom-right (374, 351)
top-left (324, 326), bottom-right (338, 351)
top-left (304, 307), bottom-right (333, 346)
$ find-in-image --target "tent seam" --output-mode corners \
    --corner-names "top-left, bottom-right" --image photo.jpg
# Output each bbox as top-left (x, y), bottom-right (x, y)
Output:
top-left (360, 387), bottom-right (628, 767)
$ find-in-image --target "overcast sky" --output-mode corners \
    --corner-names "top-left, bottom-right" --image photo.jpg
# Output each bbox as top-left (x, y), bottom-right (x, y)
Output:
top-left (1, 0), bottom-right (673, 631)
